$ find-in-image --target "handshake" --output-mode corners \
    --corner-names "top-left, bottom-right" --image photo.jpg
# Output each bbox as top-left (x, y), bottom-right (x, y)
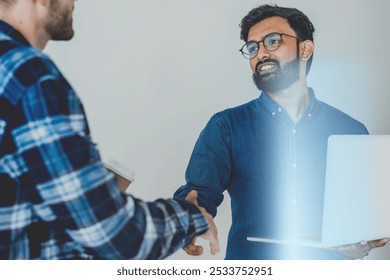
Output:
top-left (105, 159), bottom-right (220, 256)
top-left (184, 190), bottom-right (220, 256)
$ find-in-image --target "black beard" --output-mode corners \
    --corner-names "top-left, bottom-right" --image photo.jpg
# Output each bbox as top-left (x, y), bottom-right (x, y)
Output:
top-left (252, 57), bottom-right (300, 93)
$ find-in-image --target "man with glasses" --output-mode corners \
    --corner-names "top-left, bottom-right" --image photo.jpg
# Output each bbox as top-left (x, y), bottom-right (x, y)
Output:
top-left (174, 4), bottom-right (387, 259)
top-left (0, 0), bottom-right (219, 259)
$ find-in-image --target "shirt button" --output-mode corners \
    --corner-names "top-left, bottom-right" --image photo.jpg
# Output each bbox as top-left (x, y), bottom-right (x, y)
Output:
top-left (277, 107), bottom-right (282, 112)
top-left (292, 163), bottom-right (297, 168)
top-left (272, 112), bottom-right (276, 116)
top-left (308, 113), bottom-right (312, 118)
top-left (292, 129), bottom-right (297, 134)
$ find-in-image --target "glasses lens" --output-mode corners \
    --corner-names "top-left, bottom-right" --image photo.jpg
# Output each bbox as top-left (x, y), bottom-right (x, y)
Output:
top-left (264, 33), bottom-right (282, 51)
top-left (242, 41), bottom-right (258, 59)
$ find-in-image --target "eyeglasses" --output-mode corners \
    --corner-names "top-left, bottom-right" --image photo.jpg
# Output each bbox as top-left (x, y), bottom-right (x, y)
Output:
top-left (239, 32), bottom-right (299, 59)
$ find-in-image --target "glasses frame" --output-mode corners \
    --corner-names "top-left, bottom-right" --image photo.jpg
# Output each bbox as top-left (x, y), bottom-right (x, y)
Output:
top-left (239, 32), bottom-right (300, 59)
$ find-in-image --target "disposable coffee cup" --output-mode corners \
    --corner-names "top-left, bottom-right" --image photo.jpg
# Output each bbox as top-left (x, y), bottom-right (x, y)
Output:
top-left (104, 159), bottom-right (135, 192)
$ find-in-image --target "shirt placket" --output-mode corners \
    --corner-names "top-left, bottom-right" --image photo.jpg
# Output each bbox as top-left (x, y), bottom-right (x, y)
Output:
top-left (288, 124), bottom-right (299, 239)
top-left (272, 105), bottom-right (299, 237)
top-left (290, 127), bottom-right (298, 206)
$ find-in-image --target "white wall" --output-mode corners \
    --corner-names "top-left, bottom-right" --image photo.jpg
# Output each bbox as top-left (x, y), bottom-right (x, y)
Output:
top-left (45, 0), bottom-right (390, 259)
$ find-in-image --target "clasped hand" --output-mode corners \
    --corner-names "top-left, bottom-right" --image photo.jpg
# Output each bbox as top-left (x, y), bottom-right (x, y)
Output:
top-left (184, 190), bottom-right (220, 256)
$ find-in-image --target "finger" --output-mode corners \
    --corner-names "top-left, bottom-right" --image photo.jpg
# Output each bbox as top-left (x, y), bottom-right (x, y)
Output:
top-left (372, 238), bottom-right (388, 248)
top-left (209, 237), bottom-right (220, 255)
top-left (207, 229), bottom-right (220, 255)
top-left (200, 218), bottom-right (220, 255)
top-left (207, 223), bottom-right (220, 255)
top-left (198, 207), bottom-right (220, 255)
top-left (183, 243), bottom-right (194, 252)
top-left (186, 237), bottom-right (197, 250)
top-left (183, 244), bottom-right (204, 256)
top-left (185, 190), bottom-right (199, 206)
top-left (183, 237), bottom-right (204, 256)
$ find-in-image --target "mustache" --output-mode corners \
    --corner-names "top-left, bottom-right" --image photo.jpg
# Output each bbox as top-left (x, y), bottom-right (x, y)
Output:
top-left (254, 58), bottom-right (280, 75)
top-left (255, 59), bottom-right (280, 72)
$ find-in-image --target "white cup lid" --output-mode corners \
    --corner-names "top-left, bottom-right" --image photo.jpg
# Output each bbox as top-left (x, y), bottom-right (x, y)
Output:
top-left (104, 158), bottom-right (135, 182)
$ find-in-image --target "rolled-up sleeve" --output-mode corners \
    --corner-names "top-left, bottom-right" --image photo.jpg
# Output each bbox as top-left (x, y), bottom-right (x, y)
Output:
top-left (174, 113), bottom-right (231, 217)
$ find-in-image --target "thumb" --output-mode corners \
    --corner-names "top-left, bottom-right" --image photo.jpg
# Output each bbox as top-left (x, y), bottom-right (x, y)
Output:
top-left (185, 190), bottom-right (199, 206)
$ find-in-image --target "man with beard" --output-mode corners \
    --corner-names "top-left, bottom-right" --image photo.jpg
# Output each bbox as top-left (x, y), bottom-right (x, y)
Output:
top-left (174, 4), bottom-right (387, 259)
top-left (0, 0), bottom-right (219, 259)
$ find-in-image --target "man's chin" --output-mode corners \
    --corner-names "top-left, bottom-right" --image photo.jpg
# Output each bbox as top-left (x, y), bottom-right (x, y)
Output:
top-left (259, 74), bottom-right (275, 83)
top-left (253, 72), bottom-right (300, 93)
top-left (253, 74), bottom-right (277, 92)
top-left (51, 30), bottom-right (74, 41)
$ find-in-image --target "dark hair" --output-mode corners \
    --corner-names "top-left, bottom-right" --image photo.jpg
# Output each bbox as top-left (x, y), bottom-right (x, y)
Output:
top-left (240, 4), bottom-right (315, 74)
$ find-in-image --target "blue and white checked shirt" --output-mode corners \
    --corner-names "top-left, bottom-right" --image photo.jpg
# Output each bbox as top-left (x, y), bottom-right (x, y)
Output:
top-left (0, 20), bottom-right (208, 260)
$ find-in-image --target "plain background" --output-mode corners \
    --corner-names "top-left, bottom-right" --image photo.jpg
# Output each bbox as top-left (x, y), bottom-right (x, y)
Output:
top-left (45, 0), bottom-right (390, 259)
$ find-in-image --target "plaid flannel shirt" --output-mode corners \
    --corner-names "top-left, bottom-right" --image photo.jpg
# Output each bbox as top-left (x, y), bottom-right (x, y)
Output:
top-left (0, 20), bottom-right (208, 259)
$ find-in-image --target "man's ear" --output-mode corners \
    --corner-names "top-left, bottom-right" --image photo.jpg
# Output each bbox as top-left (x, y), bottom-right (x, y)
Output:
top-left (300, 40), bottom-right (314, 61)
top-left (34, 0), bottom-right (50, 22)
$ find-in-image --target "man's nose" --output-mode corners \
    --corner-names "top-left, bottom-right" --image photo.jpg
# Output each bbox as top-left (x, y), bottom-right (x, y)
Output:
top-left (255, 43), bottom-right (271, 62)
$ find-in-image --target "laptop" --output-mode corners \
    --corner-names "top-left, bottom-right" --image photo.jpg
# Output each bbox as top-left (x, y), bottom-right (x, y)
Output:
top-left (247, 134), bottom-right (390, 248)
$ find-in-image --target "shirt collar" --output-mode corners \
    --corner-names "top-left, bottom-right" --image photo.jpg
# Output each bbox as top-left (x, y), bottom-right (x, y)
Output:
top-left (0, 19), bottom-right (31, 46)
top-left (258, 87), bottom-right (319, 120)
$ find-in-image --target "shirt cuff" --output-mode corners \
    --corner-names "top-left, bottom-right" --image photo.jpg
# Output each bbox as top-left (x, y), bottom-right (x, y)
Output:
top-left (174, 198), bottom-right (209, 236)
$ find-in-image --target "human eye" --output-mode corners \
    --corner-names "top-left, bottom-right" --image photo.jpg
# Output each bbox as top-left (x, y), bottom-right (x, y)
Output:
top-left (246, 42), bottom-right (258, 55)
top-left (265, 33), bottom-right (282, 48)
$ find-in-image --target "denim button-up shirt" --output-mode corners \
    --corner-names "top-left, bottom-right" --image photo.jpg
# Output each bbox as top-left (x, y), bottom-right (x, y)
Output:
top-left (174, 89), bottom-right (368, 259)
